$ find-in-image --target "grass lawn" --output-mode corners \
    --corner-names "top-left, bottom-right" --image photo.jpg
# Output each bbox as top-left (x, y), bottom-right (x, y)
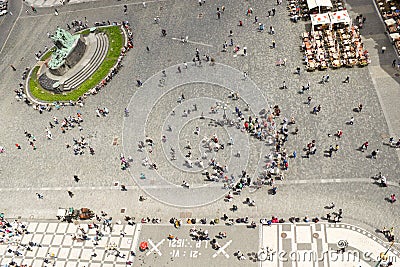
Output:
top-left (29, 26), bottom-right (124, 102)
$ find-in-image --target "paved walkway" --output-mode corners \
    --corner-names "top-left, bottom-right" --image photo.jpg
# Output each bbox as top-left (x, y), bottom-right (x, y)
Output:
top-left (0, 0), bottom-right (399, 260)
top-left (1, 220), bottom-right (398, 266)
top-left (261, 222), bottom-right (399, 267)
top-left (25, 0), bottom-right (97, 8)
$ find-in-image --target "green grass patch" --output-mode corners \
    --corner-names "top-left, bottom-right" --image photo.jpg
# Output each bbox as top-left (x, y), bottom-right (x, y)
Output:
top-left (40, 47), bottom-right (56, 61)
top-left (28, 25), bottom-right (124, 102)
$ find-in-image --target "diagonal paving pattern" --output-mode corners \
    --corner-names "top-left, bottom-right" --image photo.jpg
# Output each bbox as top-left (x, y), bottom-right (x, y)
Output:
top-left (261, 223), bottom-right (400, 267)
top-left (1, 221), bottom-right (399, 267)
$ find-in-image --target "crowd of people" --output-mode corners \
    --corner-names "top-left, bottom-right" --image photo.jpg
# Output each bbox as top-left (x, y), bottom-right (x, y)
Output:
top-left (1, 1), bottom-right (399, 266)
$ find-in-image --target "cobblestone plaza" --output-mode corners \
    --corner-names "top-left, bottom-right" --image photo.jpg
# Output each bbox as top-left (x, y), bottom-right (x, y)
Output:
top-left (0, 0), bottom-right (400, 266)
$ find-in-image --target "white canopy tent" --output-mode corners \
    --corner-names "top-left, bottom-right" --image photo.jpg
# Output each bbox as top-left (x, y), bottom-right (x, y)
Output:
top-left (385, 18), bottom-right (396, 27)
top-left (310, 13), bottom-right (331, 32)
top-left (390, 32), bottom-right (400, 42)
top-left (307, 0), bottom-right (333, 13)
top-left (329, 11), bottom-right (351, 26)
top-left (310, 13), bottom-right (331, 24)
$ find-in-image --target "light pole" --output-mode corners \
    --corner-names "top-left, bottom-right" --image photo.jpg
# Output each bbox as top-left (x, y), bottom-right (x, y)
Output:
top-left (374, 241), bottom-right (394, 267)
top-left (223, 104), bottom-right (227, 119)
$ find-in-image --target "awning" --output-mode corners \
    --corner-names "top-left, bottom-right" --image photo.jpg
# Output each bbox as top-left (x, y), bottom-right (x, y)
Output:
top-left (307, 0), bottom-right (333, 10)
top-left (311, 13), bottom-right (331, 25)
top-left (329, 10), bottom-right (351, 24)
top-left (385, 18), bottom-right (396, 26)
top-left (390, 32), bottom-right (400, 42)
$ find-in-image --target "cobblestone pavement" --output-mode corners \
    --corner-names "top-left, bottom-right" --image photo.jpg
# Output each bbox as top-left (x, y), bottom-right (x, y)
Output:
top-left (1, 220), bottom-right (399, 267)
top-left (0, 0), bottom-right (400, 266)
top-left (123, 63), bottom-right (273, 207)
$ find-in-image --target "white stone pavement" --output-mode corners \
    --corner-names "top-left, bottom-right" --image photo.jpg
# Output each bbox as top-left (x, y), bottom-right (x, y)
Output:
top-left (261, 223), bottom-right (399, 267)
top-left (1, 221), bottom-right (398, 267)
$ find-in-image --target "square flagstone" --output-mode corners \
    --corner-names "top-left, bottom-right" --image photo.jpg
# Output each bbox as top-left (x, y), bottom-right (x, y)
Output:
top-left (119, 237), bottom-right (132, 249)
top-left (77, 262), bottom-right (89, 267)
top-left (58, 247), bottom-right (71, 259)
top-left (52, 234), bottom-right (65, 246)
top-left (90, 260), bottom-right (103, 265)
top-left (101, 264), bottom-right (114, 267)
top-left (27, 222), bottom-right (38, 233)
top-left (0, 257), bottom-right (12, 265)
top-left (41, 234), bottom-right (54, 245)
top-left (48, 247), bottom-right (60, 258)
top-left (109, 236), bottom-right (121, 246)
top-left (69, 247), bottom-right (82, 259)
top-left (112, 224), bottom-right (124, 234)
top-left (8, 259), bottom-right (22, 267)
top-left (73, 240), bottom-right (86, 247)
top-left (96, 236), bottom-right (109, 247)
top-left (21, 233), bottom-right (33, 243)
top-left (36, 246), bottom-right (49, 258)
top-left (115, 254), bottom-right (127, 263)
top-left (46, 223), bottom-right (58, 233)
top-left (80, 248), bottom-right (93, 260)
top-left (104, 251), bottom-right (116, 260)
top-left (0, 244), bottom-right (8, 255)
top-left (57, 223), bottom-right (68, 233)
top-left (87, 227), bottom-right (97, 235)
top-left (31, 234), bottom-right (44, 244)
top-left (124, 225), bottom-right (135, 236)
top-left (67, 224), bottom-right (79, 234)
top-left (54, 260), bottom-right (67, 267)
top-left (21, 258), bottom-right (34, 266)
top-left (66, 261), bottom-right (78, 267)
top-left (296, 226), bottom-right (312, 243)
top-left (36, 223), bottom-right (48, 233)
top-left (94, 249), bottom-right (105, 259)
top-left (62, 235), bottom-right (74, 246)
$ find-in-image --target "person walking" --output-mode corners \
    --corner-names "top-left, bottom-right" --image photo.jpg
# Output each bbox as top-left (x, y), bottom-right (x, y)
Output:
top-left (307, 96), bottom-right (312, 106)
top-left (371, 149), bottom-right (379, 159)
top-left (74, 175), bottom-right (80, 182)
top-left (390, 194), bottom-right (396, 203)
top-left (343, 76), bottom-right (350, 83)
top-left (282, 81), bottom-right (287, 89)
